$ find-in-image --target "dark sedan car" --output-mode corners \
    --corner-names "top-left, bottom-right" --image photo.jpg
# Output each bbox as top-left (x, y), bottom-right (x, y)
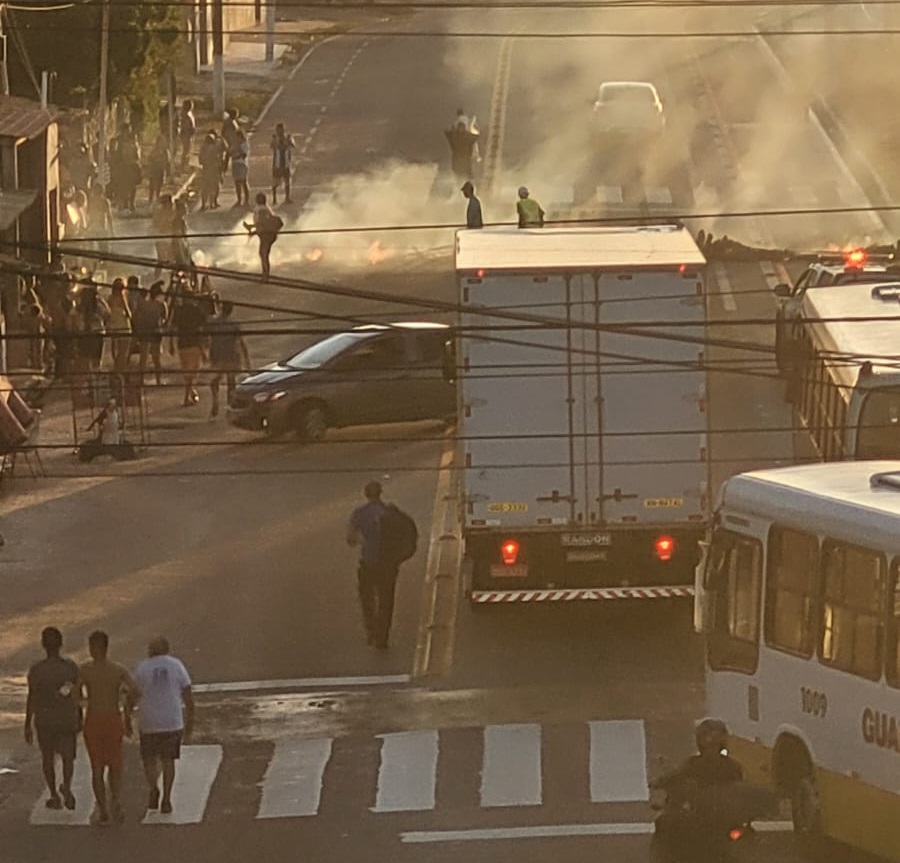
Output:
top-left (226, 322), bottom-right (455, 440)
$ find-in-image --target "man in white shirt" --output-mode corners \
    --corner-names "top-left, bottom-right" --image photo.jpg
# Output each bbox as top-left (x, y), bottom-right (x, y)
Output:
top-left (133, 636), bottom-right (194, 815)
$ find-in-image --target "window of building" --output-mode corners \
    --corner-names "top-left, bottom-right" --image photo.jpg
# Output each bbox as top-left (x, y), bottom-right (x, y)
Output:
top-left (819, 541), bottom-right (886, 680)
top-left (765, 527), bottom-right (818, 657)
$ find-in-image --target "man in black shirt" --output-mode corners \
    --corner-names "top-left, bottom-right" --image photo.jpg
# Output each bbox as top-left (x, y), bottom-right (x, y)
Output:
top-left (169, 295), bottom-right (208, 406)
top-left (25, 627), bottom-right (81, 810)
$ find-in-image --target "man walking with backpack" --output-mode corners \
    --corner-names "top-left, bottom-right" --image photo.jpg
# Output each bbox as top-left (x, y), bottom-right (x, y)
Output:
top-left (346, 481), bottom-right (418, 650)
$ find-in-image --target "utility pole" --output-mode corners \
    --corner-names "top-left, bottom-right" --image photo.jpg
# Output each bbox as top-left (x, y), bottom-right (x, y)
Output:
top-left (0, 5), bottom-right (10, 97)
top-left (212, 0), bottom-right (225, 116)
top-left (96, 0), bottom-right (111, 190)
top-left (265, 1), bottom-right (276, 62)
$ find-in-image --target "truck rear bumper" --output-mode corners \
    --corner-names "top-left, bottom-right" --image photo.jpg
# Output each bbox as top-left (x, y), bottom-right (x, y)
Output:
top-left (469, 585), bottom-right (695, 603)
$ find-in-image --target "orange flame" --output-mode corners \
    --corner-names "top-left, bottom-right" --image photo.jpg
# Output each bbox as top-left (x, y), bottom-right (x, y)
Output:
top-left (367, 240), bottom-right (392, 266)
top-left (305, 248), bottom-right (324, 262)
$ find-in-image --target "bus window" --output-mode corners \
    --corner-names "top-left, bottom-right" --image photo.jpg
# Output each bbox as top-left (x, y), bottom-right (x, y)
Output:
top-left (856, 387), bottom-right (900, 458)
top-left (708, 531), bottom-right (762, 674)
top-left (887, 560), bottom-right (900, 689)
top-left (820, 541), bottom-right (886, 680)
top-left (765, 527), bottom-right (818, 657)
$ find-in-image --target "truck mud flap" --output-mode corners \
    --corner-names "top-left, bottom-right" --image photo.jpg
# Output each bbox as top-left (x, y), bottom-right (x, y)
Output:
top-left (469, 586), bottom-right (696, 603)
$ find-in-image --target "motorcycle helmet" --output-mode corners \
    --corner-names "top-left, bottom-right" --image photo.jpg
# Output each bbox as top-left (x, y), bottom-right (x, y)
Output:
top-left (695, 718), bottom-right (728, 754)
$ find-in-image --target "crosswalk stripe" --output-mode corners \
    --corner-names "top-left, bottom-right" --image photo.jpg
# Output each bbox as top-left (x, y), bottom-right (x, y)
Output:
top-left (645, 186), bottom-right (673, 205)
top-left (480, 723), bottom-right (542, 808)
top-left (257, 738), bottom-right (333, 819)
top-left (589, 720), bottom-right (649, 803)
top-left (142, 744), bottom-right (223, 825)
top-left (29, 748), bottom-right (94, 826)
top-left (596, 185), bottom-right (624, 204)
top-left (372, 730), bottom-right (438, 813)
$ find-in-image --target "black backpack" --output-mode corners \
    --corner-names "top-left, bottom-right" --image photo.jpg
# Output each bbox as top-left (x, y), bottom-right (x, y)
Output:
top-left (379, 504), bottom-right (418, 565)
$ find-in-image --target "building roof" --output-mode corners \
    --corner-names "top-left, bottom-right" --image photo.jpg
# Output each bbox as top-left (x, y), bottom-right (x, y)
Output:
top-left (0, 96), bottom-right (53, 140)
top-left (455, 225), bottom-right (705, 272)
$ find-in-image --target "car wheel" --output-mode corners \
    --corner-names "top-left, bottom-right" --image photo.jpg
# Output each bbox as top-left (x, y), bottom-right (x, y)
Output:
top-left (295, 403), bottom-right (328, 442)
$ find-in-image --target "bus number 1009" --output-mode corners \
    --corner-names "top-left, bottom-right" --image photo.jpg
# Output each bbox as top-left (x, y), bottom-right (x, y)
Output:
top-left (800, 687), bottom-right (828, 718)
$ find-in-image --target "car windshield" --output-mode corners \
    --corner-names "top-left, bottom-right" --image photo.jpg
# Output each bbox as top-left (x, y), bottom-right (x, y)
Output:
top-left (601, 86), bottom-right (654, 104)
top-left (281, 332), bottom-right (373, 370)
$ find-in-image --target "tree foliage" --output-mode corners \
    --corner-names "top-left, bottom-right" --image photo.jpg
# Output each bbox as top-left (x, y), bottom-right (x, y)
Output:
top-left (10, 0), bottom-right (185, 114)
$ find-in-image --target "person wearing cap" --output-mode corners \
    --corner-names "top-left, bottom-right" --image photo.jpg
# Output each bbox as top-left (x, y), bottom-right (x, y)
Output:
top-left (516, 186), bottom-right (545, 228)
top-left (346, 480), bottom-right (395, 649)
top-left (461, 181), bottom-right (483, 229)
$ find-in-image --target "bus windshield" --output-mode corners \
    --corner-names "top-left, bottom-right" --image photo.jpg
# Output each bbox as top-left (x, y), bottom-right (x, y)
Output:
top-left (856, 387), bottom-right (900, 458)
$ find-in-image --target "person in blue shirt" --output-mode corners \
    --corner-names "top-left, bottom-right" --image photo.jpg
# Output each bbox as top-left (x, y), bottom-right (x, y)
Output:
top-left (346, 480), bottom-right (396, 649)
top-left (461, 181), bottom-right (483, 229)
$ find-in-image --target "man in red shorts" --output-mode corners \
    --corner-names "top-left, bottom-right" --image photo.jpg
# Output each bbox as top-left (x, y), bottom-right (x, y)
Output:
top-left (78, 631), bottom-right (139, 824)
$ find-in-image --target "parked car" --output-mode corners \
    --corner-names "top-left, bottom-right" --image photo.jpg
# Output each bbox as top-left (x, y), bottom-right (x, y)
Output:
top-left (226, 322), bottom-right (455, 440)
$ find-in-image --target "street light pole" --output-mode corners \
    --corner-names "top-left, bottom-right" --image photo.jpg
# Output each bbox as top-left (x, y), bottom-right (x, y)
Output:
top-left (96, 0), bottom-right (110, 190)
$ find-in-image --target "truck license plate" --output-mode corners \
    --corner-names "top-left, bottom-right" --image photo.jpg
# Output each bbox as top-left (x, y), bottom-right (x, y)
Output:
top-left (490, 564), bottom-right (528, 578)
top-left (561, 532), bottom-right (611, 547)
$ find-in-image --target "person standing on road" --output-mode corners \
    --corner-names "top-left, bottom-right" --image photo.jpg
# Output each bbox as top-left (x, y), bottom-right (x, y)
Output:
top-left (133, 280), bottom-right (168, 385)
top-left (133, 636), bottom-right (194, 816)
top-left (270, 123), bottom-right (295, 205)
top-left (206, 300), bottom-right (250, 418)
top-left (243, 192), bottom-right (282, 281)
top-left (169, 294), bottom-right (207, 406)
top-left (461, 181), bottom-right (483, 228)
top-left (24, 627), bottom-right (81, 812)
top-left (178, 100), bottom-right (196, 172)
top-left (516, 185), bottom-right (545, 228)
top-left (346, 481), bottom-right (417, 650)
top-left (230, 129), bottom-right (251, 208)
top-left (78, 630), bottom-right (139, 825)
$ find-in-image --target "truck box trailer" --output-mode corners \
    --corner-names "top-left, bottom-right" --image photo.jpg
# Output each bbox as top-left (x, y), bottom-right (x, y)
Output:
top-left (455, 225), bottom-right (710, 604)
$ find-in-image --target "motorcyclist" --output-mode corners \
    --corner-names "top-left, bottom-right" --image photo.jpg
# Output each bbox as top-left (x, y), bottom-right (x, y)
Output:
top-left (659, 718), bottom-right (743, 792)
top-left (652, 719), bottom-right (744, 842)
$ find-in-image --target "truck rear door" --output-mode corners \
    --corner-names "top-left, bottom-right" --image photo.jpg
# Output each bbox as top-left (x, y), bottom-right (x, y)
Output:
top-left (461, 273), bottom-right (575, 527)
top-left (593, 270), bottom-right (707, 524)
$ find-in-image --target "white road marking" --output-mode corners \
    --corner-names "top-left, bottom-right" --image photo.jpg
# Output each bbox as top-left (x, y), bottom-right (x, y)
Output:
top-left (589, 720), bottom-right (649, 803)
top-left (480, 723), bottom-right (542, 808)
top-left (401, 822), bottom-right (656, 843)
top-left (596, 185), bottom-right (624, 205)
top-left (192, 674), bottom-right (410, 693)
top-left (257, 738), bottom-right (333, 819)
top-left (645, 186), bottom-right (673, 205)
top-left (142, 745), bottom-right (223, 826)
top-left (30, 749), bottom-right (94, 826)
top-left (372, 730), bottom-right (439, 812)
top-left (712, 262), bottom-right (738, 312)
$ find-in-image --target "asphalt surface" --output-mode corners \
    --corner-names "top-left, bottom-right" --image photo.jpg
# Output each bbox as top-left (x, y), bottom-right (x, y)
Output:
top-left (0, 3), bottom-right (888, 862)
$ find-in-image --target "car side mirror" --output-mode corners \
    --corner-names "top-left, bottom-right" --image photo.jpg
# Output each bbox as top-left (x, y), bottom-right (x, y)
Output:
top-left (773, 283), bottom-right (792, 299)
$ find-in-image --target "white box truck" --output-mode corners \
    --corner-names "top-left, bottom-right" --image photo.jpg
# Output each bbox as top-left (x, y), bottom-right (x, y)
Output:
top-left (455, 225), bottom-right (710, 605)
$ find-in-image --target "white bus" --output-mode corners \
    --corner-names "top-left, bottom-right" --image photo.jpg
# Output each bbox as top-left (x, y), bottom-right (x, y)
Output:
top-left (695, 461), bottom-right (900, 861)
top-left (775, 277), bottom-right (900, 461)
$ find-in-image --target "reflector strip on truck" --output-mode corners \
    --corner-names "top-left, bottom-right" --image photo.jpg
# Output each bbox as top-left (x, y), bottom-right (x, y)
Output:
top-left (470, 586), bottom-right (695, 603)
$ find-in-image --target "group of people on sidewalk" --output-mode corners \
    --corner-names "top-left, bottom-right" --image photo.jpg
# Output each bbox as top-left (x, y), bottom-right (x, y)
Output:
top-left (25, 628), bottom-right (193, 824)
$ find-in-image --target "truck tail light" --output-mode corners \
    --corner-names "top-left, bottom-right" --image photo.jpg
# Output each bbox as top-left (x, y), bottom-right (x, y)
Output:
top-left (654, 535), bottom-right (675, 562)
top-left (501, 539), bottom-right (520, 565)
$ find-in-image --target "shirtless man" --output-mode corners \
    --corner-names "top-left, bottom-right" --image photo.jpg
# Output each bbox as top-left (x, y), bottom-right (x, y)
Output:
top-left (79, 631), bottom-right (139, 824)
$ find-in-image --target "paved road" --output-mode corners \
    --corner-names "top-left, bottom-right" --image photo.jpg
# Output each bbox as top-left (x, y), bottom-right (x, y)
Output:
top-left (0, 2), bottom-right (889, 861)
